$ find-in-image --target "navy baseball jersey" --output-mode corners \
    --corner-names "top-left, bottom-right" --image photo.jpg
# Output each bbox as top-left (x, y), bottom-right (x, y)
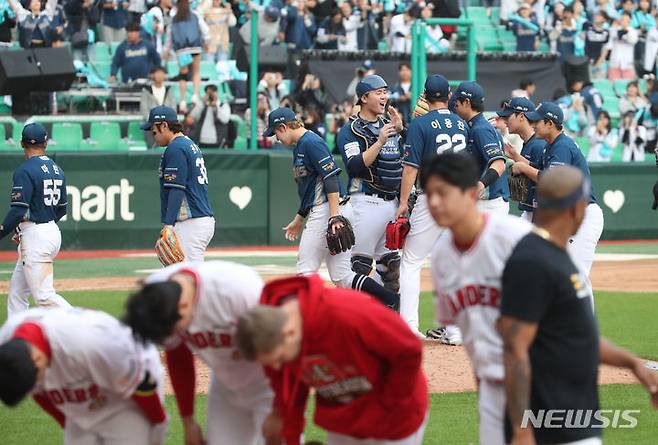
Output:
top-left (159, 135), bottom-right (214, 223)
top-left (403, 108), bottom-right (469, 170)
top-left (467, 113), bottom-right (510, 201)
top-left (337, 116), bottom-right (403, 196)
top-left (10, 156), bottom-right (68, 223)
top-left (519, 135), bottom-right (545, 211)
top-left (539, 133), bottom-right (597, 204)
top-left (293, 130), bottom-right (342, 214)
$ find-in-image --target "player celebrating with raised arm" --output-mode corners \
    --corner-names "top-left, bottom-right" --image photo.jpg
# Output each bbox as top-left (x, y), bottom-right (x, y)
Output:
top-left (267, 107), bottom-right (399, 309)
top-left (452, 81), bottom-right (510, 214)
top-left (336, 74), bottom-right (405, 294)
top-left (123, 261), bottom-right (274, 445)
top-left (142, 105), bottom-right (215, 266)
top-left (0, 307), bottom-right (167, 445)
top-left (497, 97), bottom-right (546, 221)
top-left (235, 274), bottom-right (429, 445)
top-left (422, 152), bottom-right (532, 445)
top-left (0, 123), bottom-right (71, 316)
top-left (511, 102), bottom-right (604, 303)
top-left (395, 74), bottom-right (470, 340)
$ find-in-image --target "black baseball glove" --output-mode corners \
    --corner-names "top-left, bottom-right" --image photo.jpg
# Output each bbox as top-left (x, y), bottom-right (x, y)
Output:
top-left (508, 173), bottom-right (529, 203)
top-left (326, 215), bottom-right (355, 255)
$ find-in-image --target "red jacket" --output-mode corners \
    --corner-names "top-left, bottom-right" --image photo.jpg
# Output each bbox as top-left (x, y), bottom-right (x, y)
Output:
top-left (261, 275), bottom-right (428, 444)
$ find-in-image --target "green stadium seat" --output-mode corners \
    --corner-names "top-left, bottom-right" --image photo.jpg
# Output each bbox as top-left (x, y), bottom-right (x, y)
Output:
top-left (94, 42), bottom-right (112, 62)
top-left (50, 122), bottom-right (83, 150)
top-left (325, 132), bottom-right (335, 153)
top-left (230, 115), bottom-right (248, 150)
top-left (89, 122), bottom-right (122, 150)
top-left (613, 79), bottom-right (631, 97)
top-left (467, 7), bottom-right (490, 24)
top-left (0, 125), bottom-right (10, 150)
top-left (167, 61), bottom-right (180, 78)
top-left (592, 79), bottom-right (615, 98)
top-left (93, 61), bottom-right (112, 80)
top-left (233, 136), bottom-right (247, 150)
top-left (477, 28), bottom-right (502, 52)
top-left (110, 42), bottom-right (120, 55)
top-left (602, 96), bottom-right (621, 121)
top-left (490, 7), bottom-right (500, 23)
top-left (575, 137), bottom-right (590, 157)
top-left (126, 121), bottom-right (148, 150)
top-left (200, 60), bottom-right (218, 81)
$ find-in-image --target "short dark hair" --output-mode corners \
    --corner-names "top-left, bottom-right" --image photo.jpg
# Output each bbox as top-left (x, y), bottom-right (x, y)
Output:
top-left (0, 339), bottom-right (38, 407)
top-left (126, 22), bottom-right (141, 32)
top-left (123, 281), bottom-right (183, 344)
top-left (205, 84), bottom-right (218, 93)
top-left (420, 152), bottom-right (479, 191)
top-left (457, 97), bottom-right (484, 113)
top-left (543, 118), bottom-right (563, 131)
top-left (520, 79), bottom-right (534, 90)
top-left (151, 66), bottom-right (166, 74)
top-left (398, 62), bottom-right (411, 71)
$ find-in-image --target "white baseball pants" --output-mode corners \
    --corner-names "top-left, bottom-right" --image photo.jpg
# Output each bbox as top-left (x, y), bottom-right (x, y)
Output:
top-left (7, 221), bottom-right (71, 317)
top-left (206, 373), bottom-right (273, 445)
top-left (568, 203), bottom-right (604, 306)
top-left (326, 412), bottom-right (428, 445)
top-left (479, 380), bottom-right (506, 445)
top-left (173, 216), bottom-right (215, 263)
top-left (520, 210), bottom-right (533, 222)
top-left (399, 194), bottom-right (445, 333)
top-left (476, 197), bottom-right (510, 215)
top-left (297, 201), bottom-right (356, 288)
top-left (64, 405), bottom-right (153, 445)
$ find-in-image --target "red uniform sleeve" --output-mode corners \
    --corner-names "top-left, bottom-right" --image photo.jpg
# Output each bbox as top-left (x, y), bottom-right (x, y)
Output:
top-left (265, 365), bottom-right (309, 445)
top-left (33, 392), bottom-right (65, 428)
top-left (353, 303), bottom-right (424, 409)
top-left (132, 391), bottom-right (166, 423)
top-left (165, 342), bottom-right (195, 418)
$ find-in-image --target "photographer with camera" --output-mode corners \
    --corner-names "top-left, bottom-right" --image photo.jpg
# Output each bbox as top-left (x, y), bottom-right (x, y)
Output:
top-left (188, 84), bottom-right (234, 149)
top-left (596, 12), bottom-right (639, 81)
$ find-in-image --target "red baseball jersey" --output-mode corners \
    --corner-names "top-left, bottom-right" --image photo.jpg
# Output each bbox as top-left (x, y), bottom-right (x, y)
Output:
top-left (261, 275), bottom-right (428, 444)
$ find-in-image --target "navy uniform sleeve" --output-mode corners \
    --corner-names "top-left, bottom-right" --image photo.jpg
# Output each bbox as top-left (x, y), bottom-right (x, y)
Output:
top-left (55, 173), bottom-right (67, 221)
top-left (402, 118), bottom-right (423, 168)
top-left (305, 136), bottom-right (341, 180)
top-left (545, 142), bottom-right (572, 169)
top-left (501, 254), bottom-right (552, 322)
top-left (162, 147), bottom-right (188, 190)
top-left (475, 128), bottom-right (506, 165)
top-left (337, 123), bottom-right (367, 177)
top-left (10, 168), bottom-right (33, 209)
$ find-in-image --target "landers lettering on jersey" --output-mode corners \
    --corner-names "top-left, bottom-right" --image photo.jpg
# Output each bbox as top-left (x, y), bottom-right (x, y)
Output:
top-left (302, 355), bottom-right (373, 404)
top-left (44, 384), bottom-right (101, 405)
top-left (181, 330), bottom-right (232, 349)
top-left (441, 284), bottom-right (501, 317)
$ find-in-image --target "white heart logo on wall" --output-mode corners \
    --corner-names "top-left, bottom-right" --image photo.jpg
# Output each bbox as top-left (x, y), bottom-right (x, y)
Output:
top-left (229, 186), bottom-right (252, 210)
top-left (603, 190), bottom-right (625, 213)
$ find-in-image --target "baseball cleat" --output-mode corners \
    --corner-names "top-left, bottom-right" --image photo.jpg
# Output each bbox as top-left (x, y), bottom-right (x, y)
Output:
top-left (425, 327), bottom-right (462, 346)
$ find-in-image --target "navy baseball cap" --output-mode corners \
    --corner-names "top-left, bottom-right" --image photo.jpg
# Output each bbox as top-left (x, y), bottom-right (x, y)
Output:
top-left (452, 81), bottom-right (485, 105)
top-left (525, 102), bottom-right (564, 126)
top-left (356, 74), bottom-right (388, 102)
top-left (497, 97), bottom-right (535, 117)
top-left (21, 122), bottom-right (48, 145)
top-left (141, 105), bottom-right (178, 130)
top-left (263, 107), bottom-right (297, 138)
top-left (424, 74), bottom-right (450, 101)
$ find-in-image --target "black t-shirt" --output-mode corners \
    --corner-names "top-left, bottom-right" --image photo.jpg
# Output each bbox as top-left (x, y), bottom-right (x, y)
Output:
top-left (583, 22), bottom-right (610, 62)
top-left (501, 231), bottom-right (601, 444)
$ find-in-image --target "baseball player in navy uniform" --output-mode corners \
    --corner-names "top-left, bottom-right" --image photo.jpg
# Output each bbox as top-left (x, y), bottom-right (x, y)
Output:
top-left (142, 105), bottom-right (215, 263)
top-left (395, 74), bottom-right (469, 340)
top-left (512, 102), bottom-right (604, 304)
top-left (266, 107), bottom-right (399, 309)
top-left (0, 123), bottom-right (71, 317)
top-left (497, 97), bottom-right (546, 221)
top-left (337, 74), bottom-right (405, 293)
top-left (452, 81), bottom-right (510, 214)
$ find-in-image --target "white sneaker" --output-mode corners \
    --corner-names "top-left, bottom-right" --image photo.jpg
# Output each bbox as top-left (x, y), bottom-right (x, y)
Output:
top-left (191, 94), bottom-right (200, 105)
top-left (426, 327), bottom-right (462, 346)
top-left (179, 101), bottom-right (188, 113)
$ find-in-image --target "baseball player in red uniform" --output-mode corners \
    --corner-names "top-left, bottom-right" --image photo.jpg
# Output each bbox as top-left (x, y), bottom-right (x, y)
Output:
top-left (0, 307), bottom-right (167, 445)
top-left (235, 274), bottom-right (428, 445)
top-left (123, 261), bottom-right (274, 445)
top-left (423, 153), bottom-right (532, 445)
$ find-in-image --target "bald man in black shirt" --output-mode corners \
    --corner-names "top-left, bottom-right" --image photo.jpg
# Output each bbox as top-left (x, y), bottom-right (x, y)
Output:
top-left (498, 166), bottom-right (658, 445)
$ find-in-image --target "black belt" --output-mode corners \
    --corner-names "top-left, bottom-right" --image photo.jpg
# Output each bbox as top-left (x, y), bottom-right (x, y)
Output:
top-left (364, 192), bottom-right (397, 201)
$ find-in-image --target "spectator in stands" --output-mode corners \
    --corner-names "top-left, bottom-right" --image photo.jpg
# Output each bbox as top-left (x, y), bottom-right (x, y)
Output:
top-left (346, 59), bottom-right (375, 98)
top-left (583, 10), bottom-right (610, 79)
top-left (620, 80), bottom-right (648, 115)
top-left (110, 22), bottom-right (161, 82)
top-left (140, 66), bottom-right (178, 118)
top-left (421, 2), bottom-right (449, 52)
top-left (200, 0), bottom-right (236, 62)
top-left (65, 0), bottom-right (100, 44)
top-left (632, 0), bottom-right (654, 31)
top-left (51, 1), bottom-right (68, 43)
top-left (303, 106), bottom-right (327, 139)
top-left (550, 5), bottom-right (578, 62)
top-left (597, 12), bottom-right (639, 81)
top-left (390, 62), bottom-right (412, 125)
top-left (7, 0), bottom-right (58, 48)
top-left (388, 3), bottom-right (421, 53)
top-left (245, 92), bottom-right (273, 148)
top-left (258, 71), bottom-right (289, 110)
top-left (587, 110), bottom-right (618, 162)
top-left (189, 84), bottom-right (235, 148)
top-left (165, 0), bottom-right (210, 112)
top-left (294, 73), bottom-right (327, 114)
top-left (316, 7), bottom-right (347, 49)
top-left (571, 79), bottom-right (603, 122)
top-left (643, 24), bottom-right (658, 76)
top-left (562, 91), bottom-right (589, 137)
top-left (140, 0), bottom-right (172, 55)
top-left (509, 3), bottom-right (540, 52)
top-left (511, 79), bottom-right (536, 99)
top-left (620, 110), bottom-right (647, 162)
top-left (100, 0), bottom-right (128, 43)
top-left (239, 5), bottom-right (281, 46)
top-left (126, 0), bottom-right (145, 25)
top-left (340, 1), bottom-right (361, 51)
top-left (0, 1), bottom-right (16, 45)
top-left (281, 0), bottom-right (317, 52)
top-left (594, 0), bottom-right (617, 21)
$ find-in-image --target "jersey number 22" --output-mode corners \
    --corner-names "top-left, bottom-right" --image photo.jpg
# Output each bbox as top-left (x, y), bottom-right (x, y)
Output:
top-left (43, 179), bottom-right (63, 206)
top-left (435, 134), bottom-right (466, 154)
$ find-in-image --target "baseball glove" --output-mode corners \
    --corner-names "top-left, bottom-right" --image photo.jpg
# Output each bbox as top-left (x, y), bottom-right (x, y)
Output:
top-left (508, 173), bottom-right (530, 203)
top-left (155, 226), bottom-right (185, 266)
top-left (412, 93), bottom-right (430, 118)
top-left (326, 215), bottom-right (355, 255)
top-left (385, 217), bottom-right (411, 250)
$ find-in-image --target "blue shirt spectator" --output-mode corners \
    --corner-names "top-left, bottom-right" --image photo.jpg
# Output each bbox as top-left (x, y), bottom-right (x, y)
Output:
top-left (111, 23), bottom-right (161, 82)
